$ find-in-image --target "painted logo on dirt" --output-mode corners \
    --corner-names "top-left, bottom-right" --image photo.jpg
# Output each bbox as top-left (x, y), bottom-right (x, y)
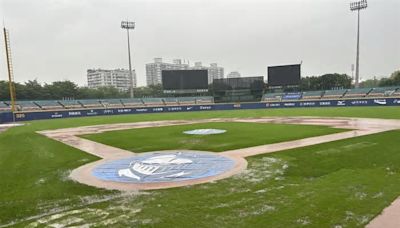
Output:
top-left (92, 151), bottom-right (235, 183)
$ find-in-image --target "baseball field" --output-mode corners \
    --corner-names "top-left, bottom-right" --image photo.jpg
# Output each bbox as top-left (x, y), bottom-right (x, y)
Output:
top-left (1, 106), bottom-right (400, 227)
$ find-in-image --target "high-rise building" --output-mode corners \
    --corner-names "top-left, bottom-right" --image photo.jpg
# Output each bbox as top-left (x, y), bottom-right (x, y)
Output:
top-left (87, 69), bottom-right (136, 91)
top-left (146, 58), bottom-right (224, 85)
top-left (146, 58), bottom-right (189, 86)
top-left (208, 63), bottom-right (224, 83)
top-left (227, 71), bottom-right (241, 78)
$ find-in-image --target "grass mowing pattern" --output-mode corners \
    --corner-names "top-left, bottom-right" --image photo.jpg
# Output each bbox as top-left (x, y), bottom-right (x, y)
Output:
top-left (81, 122), bottom-right (346, 152)
top-left (0, 106), bottom-right (399, 227)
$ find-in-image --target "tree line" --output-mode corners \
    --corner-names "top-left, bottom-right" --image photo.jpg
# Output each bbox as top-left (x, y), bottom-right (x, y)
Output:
top-left (0, 71), bottom-right (399, 100)
top-left (358, 70), bottom-right (400, 88)
top-left (299, 71), bottom-right (399, 91)
top-left (0, 80), bottom-right (166, 100)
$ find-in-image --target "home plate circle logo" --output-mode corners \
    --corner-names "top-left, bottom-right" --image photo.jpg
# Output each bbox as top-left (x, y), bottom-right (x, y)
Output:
top-left (183, 129), bottom-right (226, 135)
top-left (92, 151), bottom-right (235, 183)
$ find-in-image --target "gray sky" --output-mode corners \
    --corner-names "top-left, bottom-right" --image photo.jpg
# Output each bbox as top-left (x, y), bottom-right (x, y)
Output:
top-left (0, 0), bottom-right (399, 87)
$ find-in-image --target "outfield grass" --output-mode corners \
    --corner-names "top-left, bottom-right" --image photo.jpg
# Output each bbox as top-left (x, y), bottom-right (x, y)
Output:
top-left (0, 106), bottom-right (400, 227)
top-left (81, 122), bottom-right (345, 152)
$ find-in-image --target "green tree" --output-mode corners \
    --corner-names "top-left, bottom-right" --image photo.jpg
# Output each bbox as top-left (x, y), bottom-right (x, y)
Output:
top-left (23, 80), bottom-right (43, 100)
top-left (42, 81), bottom-right (79, 99)
top-left (0, 81), bottom-right (10, 100)
top-left (360, 78), bottom-right (379, 88)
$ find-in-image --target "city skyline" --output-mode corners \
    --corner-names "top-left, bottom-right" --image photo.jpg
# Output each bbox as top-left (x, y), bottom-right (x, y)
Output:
top-left (146, 58), bottom-right (224, 86)
top-left (0, 0), bottom-right (399, 87)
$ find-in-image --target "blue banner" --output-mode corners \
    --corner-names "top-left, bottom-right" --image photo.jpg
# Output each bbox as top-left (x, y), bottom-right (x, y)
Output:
top-left (1, 98), bottom-right (399, 123)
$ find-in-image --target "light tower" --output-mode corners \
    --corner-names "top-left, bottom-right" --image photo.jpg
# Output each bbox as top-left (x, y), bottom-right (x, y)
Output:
top-left (121, 20), bottom-right (135, 98)
top-left (350, 0), bottom-right (368, 88)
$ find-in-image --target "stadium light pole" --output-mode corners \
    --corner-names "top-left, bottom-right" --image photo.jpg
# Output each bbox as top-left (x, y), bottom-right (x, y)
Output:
top-left (350, 0), bottom-right (368, 88)
top-left (121, 20), bottom-right (135, 98)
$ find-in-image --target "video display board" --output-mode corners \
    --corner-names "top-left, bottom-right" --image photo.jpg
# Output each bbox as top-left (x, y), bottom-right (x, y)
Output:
top-left (162, 70), bottom-right (208, 93)
top-left (267, 64), bottom-right (301, 86)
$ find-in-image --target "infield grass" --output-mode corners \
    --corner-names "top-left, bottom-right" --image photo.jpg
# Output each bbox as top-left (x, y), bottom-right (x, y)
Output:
top-left (81, 122), bottom-right (346, 152)
top-left (0, 106), bottom-right (400, 227)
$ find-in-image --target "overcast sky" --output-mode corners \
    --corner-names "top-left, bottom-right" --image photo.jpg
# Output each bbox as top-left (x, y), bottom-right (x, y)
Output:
top-left (0, 0), bottom-right (399, 87)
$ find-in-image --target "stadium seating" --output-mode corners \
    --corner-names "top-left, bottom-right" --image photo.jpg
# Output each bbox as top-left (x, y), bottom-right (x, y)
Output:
top-left (0, 102), bottom-right (10, 112)
top-left (262, 93), bottom-right (284, 102)
top-left (194, 96), bottom-right (214, 104)
top-left (34, 100), bottom-right (63, 110)
top-left (59, 100), bottom-right (83, 109)
top-left (322, 89), bottom-right (347, 99)
top-left (120, 98), bottom-right (144, 107)
top-left (142, 98), bottom-right (164, 106)
top-left (177, 97), bottom-right (197, 105)
top-left (367, 87), bottom-right (394, 97)
top-left (302, 91), bottom-right (324, 100)
top-left (78, 99), bottom-right (103, 108)
top-left (163, 97), bottom-right (179, 105)
top-left (15, 101), bottom-right (41, 111)
top-left (1, 87), bottom-right (399, 113)
top-left (100, 99), bottom-right (123, 108)
top-left (344, 88), bottom-right (372, 98)
top-left (392, 88), bottom-right (400, 97)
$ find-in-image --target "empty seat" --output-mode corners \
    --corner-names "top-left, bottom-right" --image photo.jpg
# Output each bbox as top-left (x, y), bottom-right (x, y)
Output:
top-left (0, 102), bottom-right (10, 112)
top-left (59, 100), bottom-right (83, 109)
top-left (34, 100), bottom-right (63, 110)
top-left (344, 88), bottom-right (372, 98)
top-left (262, 93), bottom-right (283, 102)
top-left (142, 98), bottom-right (164, 106)
top-left (322, 89), bottom-right (347, 99)
top-left (368, 87), bottom-right (396, 97)
top-left (101, 99), bottom-right (123, 108)
top-left (163, 97), bottom-right (178, 105)
top-left (16, 101), bottom-right (41, 111)
top-left (392, 88), bottom-right (400, 97)
top-left (79, 99), bottom-right (102, 108)
top-left (195, 96), bottom-right (214, 104)
top-left (121, 98), bottom-right (144, 107)
top-left (177, 97), bottom-right (197, 105)
top-left (302, 91), bottom-right (323, 100)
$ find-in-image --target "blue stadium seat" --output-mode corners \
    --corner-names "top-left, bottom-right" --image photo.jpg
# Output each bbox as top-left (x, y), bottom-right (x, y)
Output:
top-left (177, 97), bottom-right (197, 105)
top-left (101, 99), bottom-right (123, 108)
top-left (59, 100), bottom-right (83, 109)
top-left (322, 89), bottom-right (347, 99)
top-left (78, 99), bottom-right (103, 108)
top-left (392, 87), bottom-right (400, 97)
top-left (120, 98), bottom-right (144, 107)
top-left (163, 97), bottom-right (178, 105)
top-left (262, 93), bottom-right (283, 102)
top-left (368, 87), bottom-right (396, 97)
top-left (344, 88), bottom-right (372, 98)
top-left (142, 98), bottom-right (164, 106)
top-left (0, 101), bottom-right (10, 112)
top-left (195, 96), bottom-right (214, 104)
top-left (302, 91), bottom-right (323, 100)
top-left (34, 100), bottom-right (63, 110)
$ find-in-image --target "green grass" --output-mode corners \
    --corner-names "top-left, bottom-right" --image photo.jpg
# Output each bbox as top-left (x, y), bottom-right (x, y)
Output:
top-left (81, 122), bottom-right (346, 152)
top-left (0, 106), bottom-right (400, 227)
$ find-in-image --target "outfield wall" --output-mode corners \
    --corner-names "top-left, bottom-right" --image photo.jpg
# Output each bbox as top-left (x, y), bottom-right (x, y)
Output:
top-left (1, 98), bottom-right (400, 123)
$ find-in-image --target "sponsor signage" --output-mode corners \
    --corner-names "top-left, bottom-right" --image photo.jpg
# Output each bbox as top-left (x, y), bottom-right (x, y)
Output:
top-left (2, 98), bottom-right (400, 122)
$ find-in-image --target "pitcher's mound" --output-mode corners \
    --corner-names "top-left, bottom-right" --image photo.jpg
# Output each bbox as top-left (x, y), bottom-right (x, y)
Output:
top-left (183, 129), bottom-right (226, 135)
